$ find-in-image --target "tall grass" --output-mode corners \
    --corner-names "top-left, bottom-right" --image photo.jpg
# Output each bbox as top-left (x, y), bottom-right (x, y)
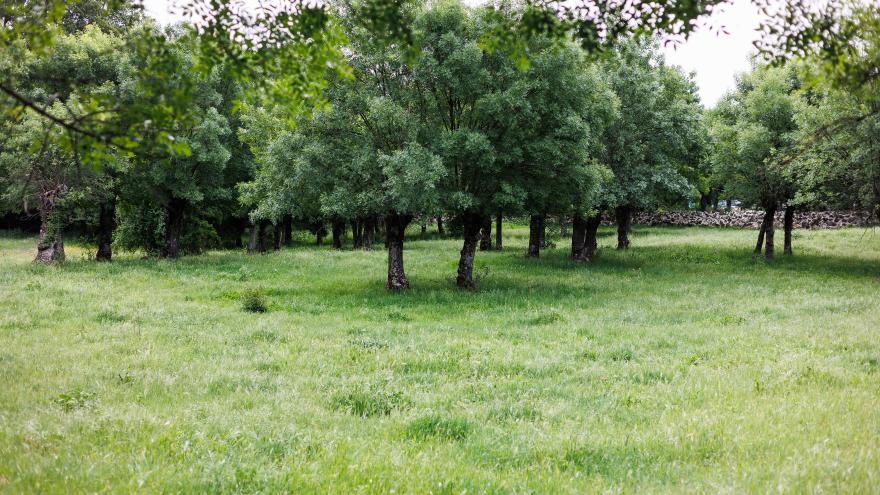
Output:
top-left (0, 226), bottom-right (878, 493)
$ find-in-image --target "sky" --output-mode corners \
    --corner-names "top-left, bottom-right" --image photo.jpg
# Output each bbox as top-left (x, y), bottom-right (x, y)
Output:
top-left (141, 0), bottom-right (763, 106)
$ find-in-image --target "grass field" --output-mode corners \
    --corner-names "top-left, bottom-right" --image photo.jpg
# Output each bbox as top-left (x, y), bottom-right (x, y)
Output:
top-left (1, 225), bottom-right (879, 493)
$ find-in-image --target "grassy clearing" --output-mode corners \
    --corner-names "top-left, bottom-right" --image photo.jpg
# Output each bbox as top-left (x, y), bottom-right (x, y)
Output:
top-left (1, 225), bottom-right (879, 493)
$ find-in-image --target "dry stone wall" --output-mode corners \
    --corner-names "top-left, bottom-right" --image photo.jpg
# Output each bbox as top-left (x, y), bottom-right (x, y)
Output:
top-left (605, 210), bottom-right (875, 229)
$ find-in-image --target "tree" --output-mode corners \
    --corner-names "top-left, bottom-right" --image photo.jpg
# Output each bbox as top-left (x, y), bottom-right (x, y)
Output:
top-left (601, 40), bottom-right (702, 250)
top-left (709, 64), bottom-right (800, 258)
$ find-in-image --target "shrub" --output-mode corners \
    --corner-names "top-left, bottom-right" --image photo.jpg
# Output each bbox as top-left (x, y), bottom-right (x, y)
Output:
top-left (240, 288), bottom-right (268, 313)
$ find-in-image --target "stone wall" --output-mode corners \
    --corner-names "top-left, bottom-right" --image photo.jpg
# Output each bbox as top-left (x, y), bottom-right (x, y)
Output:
top-left (604, 210), bottom-right (876, 229)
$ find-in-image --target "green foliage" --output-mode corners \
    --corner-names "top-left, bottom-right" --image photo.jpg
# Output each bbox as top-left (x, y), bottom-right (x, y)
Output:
top-left (240, 288), bottom-right (268, 313)
top-left (708, 65), bottom-right (800, 209)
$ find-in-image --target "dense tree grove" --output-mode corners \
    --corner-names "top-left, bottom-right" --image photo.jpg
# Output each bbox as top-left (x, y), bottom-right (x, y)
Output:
top-left (1, 0), bottom-right (877, 289)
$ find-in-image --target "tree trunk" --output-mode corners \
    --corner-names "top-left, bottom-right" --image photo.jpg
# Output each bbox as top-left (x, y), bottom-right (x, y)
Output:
top-left (352, 219), bottom-right (362, 249)
top-left (615, 205), bottom-right (632, 250)
top-left (331, 217), bottom-right (344, 249)
top-left (559, 215), bottom-right (568, 237)
top-left (570, 214), bottom-right (587, 261)
top-left (247, 223), bottom-right (258, 255)
top-left (764, 206), bottom-right (776, 259)
top-left (95, 199), bottom-right (115, 262)
top-left (783, 206), bottom-right (794, 256)
top-left (527, 214), bottom-right (543, 257)
top-left (160, 198), bottom-right (186, 259)
top-left (273, 222), bottom-right (283, 251)
top-left (34, 189), bottom-right (65, 263)
top-left (436, 215), bottom-right (445, 236)
top-left (585, 214), bottom-right (601, 261)
top-left (282, 215), bottom-right (293, 246)
top-left (420, 219), bottom-right (427, 238)
top-left (479, 216), bottom-right (492, 251)
top-left (699, 193), bottom-right (709, 212)
top-left (257, 219), bottom-right (269, 253)
top-left (315, 224), bottom-right (325, 246)
top-left (362, 217), bottom-right (376, 250)
top-left (712, 195), bottom-right (720, 211)
top-left (456, 212), bottom-right (482, 289)
top-left (539, 215), bottom-right (547, 248)
top-left (385, 213), bottom-right (412, 290)
top-left (494, 212), bottom-right (502, 251)
top-left (754, 215), bottom-right (767, 255)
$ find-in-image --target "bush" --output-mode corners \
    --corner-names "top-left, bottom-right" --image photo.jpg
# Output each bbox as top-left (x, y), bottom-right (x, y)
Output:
top-left (240, 288), bottom-right (268, 313)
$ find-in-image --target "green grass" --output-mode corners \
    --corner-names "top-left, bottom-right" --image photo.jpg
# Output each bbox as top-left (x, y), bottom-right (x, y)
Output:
top-left (1, 225), bottom-right (879, 493)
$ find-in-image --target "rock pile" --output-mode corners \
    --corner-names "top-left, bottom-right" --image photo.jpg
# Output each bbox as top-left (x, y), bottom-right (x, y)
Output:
top-left (604, 210), bottom-right (875, 229)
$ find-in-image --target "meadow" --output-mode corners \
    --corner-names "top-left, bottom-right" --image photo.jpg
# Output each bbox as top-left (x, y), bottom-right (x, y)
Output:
top-left (0, 225), bottom-right (878, 493)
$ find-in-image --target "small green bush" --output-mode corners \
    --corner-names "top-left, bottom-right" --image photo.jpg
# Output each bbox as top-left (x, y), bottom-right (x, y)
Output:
top-left (240, 288), bottom-right (268, 313)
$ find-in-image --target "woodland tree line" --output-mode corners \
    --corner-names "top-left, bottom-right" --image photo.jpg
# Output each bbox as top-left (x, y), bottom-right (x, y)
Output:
top-left (1, 0), bottom-right (877, 289)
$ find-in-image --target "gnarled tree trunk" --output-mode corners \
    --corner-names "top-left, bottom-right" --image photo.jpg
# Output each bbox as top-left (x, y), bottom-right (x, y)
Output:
top-left (160, 197), bottom-right (186, 259)
top-left (385, 213), bottom-right (412, 290)
top-left (615, 205), bottom-right (632, 250)
top-left (783, 206), bottom-right (794, 256)
top-left (585, 214), bottom-right (601, 261)
top-left (456, 212), bottom-right (482, 289)
top-left (479, 216), bottom-right (492, 251)
top-left (570, 214), bottom-right (586, 261)
top-left (527, 214), bottom-right (544, 257)
top-left (34, 187), bottom-right (66, 263)
top-left (95, 199), bottom-right (115, 262)
top-left (436, 215), bottom-right (445, 236)
top-left (331, 217), bottom-right (344, 249)
top-left (495, 212), bottom-right (502, 251)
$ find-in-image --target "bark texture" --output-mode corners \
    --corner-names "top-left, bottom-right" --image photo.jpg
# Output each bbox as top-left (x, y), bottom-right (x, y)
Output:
top-left (615, 205), bottom-right (632, 250)
top-left (527, 214), bottom-right (544, 257)
top-left (495, 212), bottom-right (502, 250)
top-left (247, 223), bottom-right (258, 254)
top-left (585, 214), bottom-right (601, 261)
top-left (160, 197), bottom-right (186, 259)
top-left (95, 199), bottom-right (115, 262)
top-left (34, 188), bottom-right (66, 263)
top-left (456, 212), bottom-right (482, 289)
top-left (783, 206), bottom-right (794, 256)
top-left (385, 213), bottom-right (412, 290)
